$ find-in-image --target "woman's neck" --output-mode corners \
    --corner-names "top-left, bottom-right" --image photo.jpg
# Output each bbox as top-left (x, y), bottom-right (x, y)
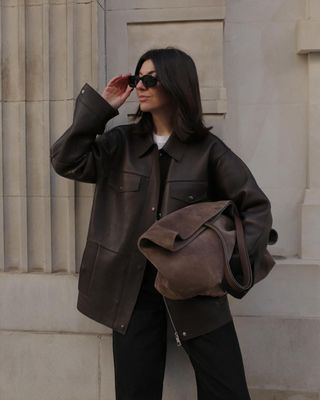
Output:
top-left (151, 111), bottom-right (173, 136)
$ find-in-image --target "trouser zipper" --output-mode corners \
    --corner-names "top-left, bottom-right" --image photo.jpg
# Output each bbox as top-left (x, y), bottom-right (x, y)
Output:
top-left (162, 296), bottom-right (182, 347)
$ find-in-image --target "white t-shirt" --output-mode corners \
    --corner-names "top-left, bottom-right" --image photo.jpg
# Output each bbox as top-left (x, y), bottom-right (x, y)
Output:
top-left (153, 132), bottom-right (170, 150)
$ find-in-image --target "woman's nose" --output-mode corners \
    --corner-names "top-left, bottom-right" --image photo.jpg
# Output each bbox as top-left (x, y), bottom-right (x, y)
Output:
top-left (136, 79), bottom-right (146, 90)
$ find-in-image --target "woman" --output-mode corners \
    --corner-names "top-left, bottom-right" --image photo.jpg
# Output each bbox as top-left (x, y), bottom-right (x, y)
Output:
top-left (51, 48), bottom-right (273, 400)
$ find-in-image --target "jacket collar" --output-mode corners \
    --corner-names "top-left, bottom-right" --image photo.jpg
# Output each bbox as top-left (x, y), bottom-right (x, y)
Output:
top-left (162, 133), bottom-right (186, 162)
top-left (134, 131), bottom-right (154, 158)
top-left (136, 131), bottom-right (186, 162)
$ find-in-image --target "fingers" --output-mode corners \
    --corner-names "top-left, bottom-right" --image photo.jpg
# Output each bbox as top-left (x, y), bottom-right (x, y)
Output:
top-left (101, 73), bottom-right (133, 108)
top-left (118, 85), bottom-right (134, 105)
top-left (124, 87), bottom-right (133, 97)
top-left (107, 74), bottom-right (131, 86)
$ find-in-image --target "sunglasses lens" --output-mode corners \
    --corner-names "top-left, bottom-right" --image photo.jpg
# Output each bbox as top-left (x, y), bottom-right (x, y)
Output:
top-left (128, 75), bottom-right (158, 88)
top-left (142, 75), bottom-right (158, 88)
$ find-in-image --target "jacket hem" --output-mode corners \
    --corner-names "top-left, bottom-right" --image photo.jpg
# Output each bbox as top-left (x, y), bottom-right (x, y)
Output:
top-left (77, 292), bottom-right (124, 333)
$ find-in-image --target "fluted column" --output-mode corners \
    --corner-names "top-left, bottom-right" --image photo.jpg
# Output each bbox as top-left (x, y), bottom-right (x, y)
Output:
top-left (1, 0), bottom-right (28, 272)
top-left (0, 0), bottom-right (103, 273)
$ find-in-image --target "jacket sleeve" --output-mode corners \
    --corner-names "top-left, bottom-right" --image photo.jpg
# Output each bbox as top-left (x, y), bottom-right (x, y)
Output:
top-left (209, 141), bottom-right (273, 282)
top-left (50, 83), bottom-right (120, 183)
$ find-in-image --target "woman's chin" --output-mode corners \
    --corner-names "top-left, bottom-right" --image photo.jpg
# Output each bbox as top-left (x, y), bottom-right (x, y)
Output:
top-left (139, 104), bottom-right (152, 113)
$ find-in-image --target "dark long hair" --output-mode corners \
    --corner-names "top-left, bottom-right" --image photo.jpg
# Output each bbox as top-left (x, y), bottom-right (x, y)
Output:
top-left (132, 48), bottom-right (210, 142)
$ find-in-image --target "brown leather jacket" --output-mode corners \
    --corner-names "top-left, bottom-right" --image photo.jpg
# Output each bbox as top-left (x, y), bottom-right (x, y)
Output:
top-left (51, 83), bottom-right (274, 342)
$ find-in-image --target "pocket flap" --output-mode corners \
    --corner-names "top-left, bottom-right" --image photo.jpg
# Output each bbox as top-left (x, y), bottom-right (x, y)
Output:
top-left (170, 181), bottom-right (207, 203)
top-left (108, 172), bottom-right (141, 192)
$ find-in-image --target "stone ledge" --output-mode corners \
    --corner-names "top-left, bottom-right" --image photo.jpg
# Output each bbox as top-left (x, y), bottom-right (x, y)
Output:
top-left (1, 326), bottom-right (318, 400)
top-left (0, 331), bottom-right (100, 400)
top-left (234, 317), bottom-right (320, 393)
top-left (250, 388), bottom-right (319, 400)
top-left (229, 258), bottom-right (320, 318)
top-left (297, 20), bottom-right (320, 54)
top-left (1, 257), bottom-right (320, 332)
top-left (0, 272), bottom-right (110, 334)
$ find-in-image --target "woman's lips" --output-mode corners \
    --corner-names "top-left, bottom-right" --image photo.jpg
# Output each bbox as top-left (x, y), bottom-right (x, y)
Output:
top-left (138, 96), bottom-right (149, 102)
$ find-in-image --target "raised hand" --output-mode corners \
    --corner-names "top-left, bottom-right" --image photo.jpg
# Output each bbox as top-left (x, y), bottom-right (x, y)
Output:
top-left (101, 74), bottom-right (133, 110)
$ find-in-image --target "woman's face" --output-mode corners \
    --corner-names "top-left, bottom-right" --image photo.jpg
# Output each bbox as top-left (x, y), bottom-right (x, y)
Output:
top-left (136, 59), bottom-right (172, 114)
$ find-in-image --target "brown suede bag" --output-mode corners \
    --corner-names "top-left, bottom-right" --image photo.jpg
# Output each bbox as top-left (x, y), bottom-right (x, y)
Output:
top-left (138, 201), bottom-right (274, 300)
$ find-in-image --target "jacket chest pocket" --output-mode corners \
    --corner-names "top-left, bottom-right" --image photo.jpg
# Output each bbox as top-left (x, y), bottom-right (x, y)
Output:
top-left (169, 181), bottom-right (208, 204)
top-left (108, 171), bottom-right (141, 193)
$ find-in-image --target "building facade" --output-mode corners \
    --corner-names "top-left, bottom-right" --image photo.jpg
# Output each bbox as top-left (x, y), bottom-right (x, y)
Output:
top-left (0, 0), bottom-right (319, 399)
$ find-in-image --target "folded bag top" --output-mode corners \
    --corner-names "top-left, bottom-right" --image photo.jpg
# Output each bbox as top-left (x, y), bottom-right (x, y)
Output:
top-left (141, 201), bottom-right (233, 243)
top-left (138, 201), bottom-right (254, 300)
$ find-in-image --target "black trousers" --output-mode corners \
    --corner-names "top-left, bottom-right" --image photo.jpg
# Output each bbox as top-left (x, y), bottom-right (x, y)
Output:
top-left (112, 264), bottom-right (251, 400)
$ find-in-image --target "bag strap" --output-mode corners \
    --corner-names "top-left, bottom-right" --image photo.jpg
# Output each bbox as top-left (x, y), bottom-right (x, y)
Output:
top-left (205, 206), bottom-right (253, 295)
top-left (230, 214), bottom-right (253, 291)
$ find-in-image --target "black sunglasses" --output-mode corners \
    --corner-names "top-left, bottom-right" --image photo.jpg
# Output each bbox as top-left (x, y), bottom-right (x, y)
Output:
top-left (128, 74), bottom-right (159, 89)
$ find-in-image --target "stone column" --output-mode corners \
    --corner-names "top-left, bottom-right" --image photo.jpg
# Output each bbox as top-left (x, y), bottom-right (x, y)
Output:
top-left (0, 0), bottom-right (103, 273)
top-left (297, 0), bottom-right (320, 259)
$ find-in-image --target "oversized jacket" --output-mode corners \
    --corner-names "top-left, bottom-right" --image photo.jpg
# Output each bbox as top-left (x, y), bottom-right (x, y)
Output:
top-left (50, 83), bottom-right (274, 342)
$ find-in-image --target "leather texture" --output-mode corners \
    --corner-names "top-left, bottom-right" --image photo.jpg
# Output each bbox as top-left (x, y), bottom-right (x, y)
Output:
top-left (50, 83), bottom-right (275, 339)
top-left (139, 201), bottom-right (236, 299)
top-left (139, 201), bottom-right (274, 300)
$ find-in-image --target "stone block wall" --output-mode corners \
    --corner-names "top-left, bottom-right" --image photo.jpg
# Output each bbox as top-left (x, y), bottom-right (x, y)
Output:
top-left (0, 0), bottom-right (319, 399)
top-left (0, 0), bottom-right (103, 275)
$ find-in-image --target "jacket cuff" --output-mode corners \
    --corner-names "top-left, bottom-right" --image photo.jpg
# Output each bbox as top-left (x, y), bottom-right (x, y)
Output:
top-left (78, 83), bottom-right (119, 124)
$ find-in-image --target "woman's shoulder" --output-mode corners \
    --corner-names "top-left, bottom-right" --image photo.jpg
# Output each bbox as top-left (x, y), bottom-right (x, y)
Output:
top-left (100, 122), bottom-right (136, 141)
top-left (100, 122), bottom-right (151, 151)
top-left (193, 131), bottom-right (232, 156)
top-left (95, 123), bottom-right (134, 152)
top-left (108, 121), bottom-right (148, 136)
top-left (197, 132), bottom-right (251, 170)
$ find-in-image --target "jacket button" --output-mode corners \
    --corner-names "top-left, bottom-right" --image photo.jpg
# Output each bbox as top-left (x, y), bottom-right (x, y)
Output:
top-left (120, 324), bottom-right (125, 329)
top-left (151, 207), bottom-right (156, 211)
top-left (188, 195), bottom-right (194, 201)
top-left (81, 89), bottom-right (85, 94)
top-left (157, 212), bottom-right (162, 219)
top-left (182, 331), bottom-right (187, 337)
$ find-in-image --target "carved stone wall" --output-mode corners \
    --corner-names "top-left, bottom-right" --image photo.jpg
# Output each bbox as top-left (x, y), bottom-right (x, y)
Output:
top-left (0, 0), bottom-right (102, 274)
top-left (105, 0), bottom-right (226, 131)
top-left (298, 0), bottom-right (320, 259)
top-left (0, 1), bottom-right (319, 400)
